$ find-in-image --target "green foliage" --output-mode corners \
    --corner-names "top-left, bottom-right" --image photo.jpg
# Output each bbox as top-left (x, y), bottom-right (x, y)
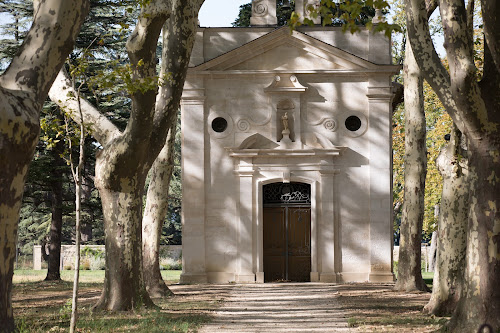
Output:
top-left (59, 299), bottom-right (73, 322)
top-left (81, 246), bottom-right (105, 259)
top-left (232, 3), bottom-right (252, 27)
top-left (289, 0), bottom-right (400, 37)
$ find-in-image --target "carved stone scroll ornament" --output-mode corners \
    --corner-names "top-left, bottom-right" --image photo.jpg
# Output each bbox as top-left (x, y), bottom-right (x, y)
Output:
top-left (236, 119), bottom-right (251, 132)
top-left (252, 0), bottom-right (267, 16)
top-left (323, 118), bottom-right (337, 132)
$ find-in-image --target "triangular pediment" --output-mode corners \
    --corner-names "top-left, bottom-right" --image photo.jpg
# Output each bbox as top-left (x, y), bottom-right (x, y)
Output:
top-left (191, 27), bottom-right (383, 73)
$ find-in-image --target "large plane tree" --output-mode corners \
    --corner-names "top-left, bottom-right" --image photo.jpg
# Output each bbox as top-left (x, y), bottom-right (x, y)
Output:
top-left (49, 0), bottom-right (204, 310)
top-left (0, 0), bottom-right (90, 331)
top-left (406, 0), bottom-right (500, 330)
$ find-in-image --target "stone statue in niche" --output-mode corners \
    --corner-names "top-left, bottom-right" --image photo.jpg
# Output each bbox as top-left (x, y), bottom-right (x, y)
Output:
top-left (280, 111), bottom-right (293, 147)
top-left (282, 112), bottom-right (289, 132)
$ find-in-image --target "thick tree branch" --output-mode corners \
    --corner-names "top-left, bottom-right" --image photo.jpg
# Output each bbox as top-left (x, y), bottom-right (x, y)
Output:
top-left (150, 0), bottom-right (203, 161)
top-left (405, 0), bottom-right (463, 131)
top-left (439, 0), bottom-right (487, 140)
top-left (481, 0), bottom-right (500, 73)
top-left (425, 0), bottom-right (438, 17)
top-left (125, 0), bottom-right (170, 147)
top-left (392, 81), bottom-right (404, 111)
top-left (0, 0), bottom-right (90, 106)
top-left (49, 69), bottom-right (120, 146)
top-left (95, 0), bottom-right (172, 189)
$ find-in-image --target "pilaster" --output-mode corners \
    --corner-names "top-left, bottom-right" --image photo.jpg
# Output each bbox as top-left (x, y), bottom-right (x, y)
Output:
top-left (367, 79), bottom-right (395, 282)
top-left (235, 164), bottom-right (256, 282)
top-left (179, 85), bottom-right (208, 284)
top-left (318, 169), bottom-right (339, 282)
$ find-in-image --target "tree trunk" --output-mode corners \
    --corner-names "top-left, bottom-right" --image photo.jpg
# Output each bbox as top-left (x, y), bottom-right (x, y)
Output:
top-left (80, 173), bottom-right (94, 243)
top-left (448, 136), bottom-right (500, 331)
top-left (427, 230), bottom-right (437, 272)
top-left (142, 121), bottom-right (177, 298)
top-left (394, 34), bottom-right (429, 292)
top-left (93, 181), bottom-right (154, 310)
top-left (423, 127), bottom-right (468, 316)
top-left (0, 0), bottom-right (89, 329)
top-left (0, 89), bottom-right (39, 332)
top-left (46, 138), bottom-right (65, 281)
top-left (405, 0), bottom-right (500, 330)
top-left (70, 98), bottom-right (85, 333)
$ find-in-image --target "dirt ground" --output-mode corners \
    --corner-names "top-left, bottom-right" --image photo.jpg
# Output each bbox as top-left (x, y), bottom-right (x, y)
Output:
top-left (12, 281), bottom-right (446, 332)
top-left (170, 283), bottom-right (446, 333)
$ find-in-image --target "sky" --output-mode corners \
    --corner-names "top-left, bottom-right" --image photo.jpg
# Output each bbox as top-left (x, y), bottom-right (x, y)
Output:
top-left (198, 0), bottom-right (249, 27)
top-left (0, 1), bottom-right (248, 29)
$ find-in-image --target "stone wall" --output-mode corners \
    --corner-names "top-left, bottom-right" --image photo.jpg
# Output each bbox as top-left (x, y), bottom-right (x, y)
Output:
top-left (33, 245), bottom-right (182, 270)
top-left (393, 245), bottom-right (432, 271)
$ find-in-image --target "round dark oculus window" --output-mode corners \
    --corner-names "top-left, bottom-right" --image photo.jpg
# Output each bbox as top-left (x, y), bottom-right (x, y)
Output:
top-left (345, 115), bottom-right (362, 132)
top-left (211, 117), bottom-right (228, 133)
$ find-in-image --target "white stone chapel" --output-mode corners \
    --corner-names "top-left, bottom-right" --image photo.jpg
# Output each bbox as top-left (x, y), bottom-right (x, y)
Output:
top-left (180, 0), bottom-right (399, 283)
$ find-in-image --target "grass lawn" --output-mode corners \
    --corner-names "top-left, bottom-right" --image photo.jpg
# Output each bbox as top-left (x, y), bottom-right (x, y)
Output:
top-left (13, 269), bottom-right (181, 284)
top-left (12, 269), bottom-right (211, 333)
top-left (422, 271), bottom-right (434, 289)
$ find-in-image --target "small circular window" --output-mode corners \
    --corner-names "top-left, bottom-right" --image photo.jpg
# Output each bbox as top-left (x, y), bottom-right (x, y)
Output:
top-left (211, 117), bottom-right (228, 133)
top-left (345, 116), bottom-right (362, 132)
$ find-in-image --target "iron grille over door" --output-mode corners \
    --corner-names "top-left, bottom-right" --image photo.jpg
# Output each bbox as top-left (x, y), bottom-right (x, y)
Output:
top-left (263, 182), bottom-right (311, 205)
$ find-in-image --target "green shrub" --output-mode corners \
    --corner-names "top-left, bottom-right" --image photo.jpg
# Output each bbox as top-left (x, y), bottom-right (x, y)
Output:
top-left (80, 259), bottom-right (91, 270)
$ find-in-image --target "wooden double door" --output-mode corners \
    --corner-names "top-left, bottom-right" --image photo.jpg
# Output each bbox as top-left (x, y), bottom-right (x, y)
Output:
top-left (263, 206), bottom-right (311, 282)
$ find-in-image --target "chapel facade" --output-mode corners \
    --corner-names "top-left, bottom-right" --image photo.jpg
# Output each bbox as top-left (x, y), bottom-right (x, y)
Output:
top-left (180, 0), bottom-right (399, 283)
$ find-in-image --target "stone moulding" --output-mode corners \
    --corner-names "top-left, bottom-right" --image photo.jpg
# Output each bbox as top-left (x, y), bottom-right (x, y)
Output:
top-left (226, 148), bottom-right (345, 158)
top-left (189, 27), bottom-right (400, 74)
top-left (264, 74), bottom-right (308, 93)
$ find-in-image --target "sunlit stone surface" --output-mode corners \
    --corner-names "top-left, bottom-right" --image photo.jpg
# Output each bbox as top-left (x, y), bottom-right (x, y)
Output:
top-left (180, 7), bottom-right (399, 284)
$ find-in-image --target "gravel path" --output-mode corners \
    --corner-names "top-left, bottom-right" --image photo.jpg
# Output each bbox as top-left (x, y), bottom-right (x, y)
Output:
top-left (172, 283), bottom-right (351, 333)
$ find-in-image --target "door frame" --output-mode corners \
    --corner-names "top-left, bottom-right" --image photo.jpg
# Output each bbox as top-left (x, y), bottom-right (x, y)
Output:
top-left (257, 178), bottom-right (318, 282)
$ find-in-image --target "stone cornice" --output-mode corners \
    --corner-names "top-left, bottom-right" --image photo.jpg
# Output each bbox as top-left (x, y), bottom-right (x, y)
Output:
top-left (187, 68), bottom-right (401, 76)
top-left (226, 147), bottom-right (346, 158)
top-left (180, 96), bottom-right (206, 105)
top-left (192, 27), bottom-right (397, 73)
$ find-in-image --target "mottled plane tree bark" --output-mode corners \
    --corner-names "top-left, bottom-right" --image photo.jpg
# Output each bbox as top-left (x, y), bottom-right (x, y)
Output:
top-left (0, 1), bottom-right (89, 331)
top-left (406, 0), bottom-right (500, 330)
top-left (423, 125), bottom-right (468, 316)
top-left (49, 0), bottom-right (204, 310)
top-left (394, 34), bottom-right (430, 292)
top-left (394, 0), bottom-right (437, 292)
top-left (142, 119), bottom-right (177, 297)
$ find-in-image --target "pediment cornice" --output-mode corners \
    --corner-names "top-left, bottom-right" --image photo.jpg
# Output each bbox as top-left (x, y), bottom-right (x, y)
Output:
top-left (189, 27), bottom-right (399, 74)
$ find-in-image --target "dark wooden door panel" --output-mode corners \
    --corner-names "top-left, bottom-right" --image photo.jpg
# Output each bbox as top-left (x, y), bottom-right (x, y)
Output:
top-left (288, 257), bottom-right (311, 282)
top-left (263, 206), bottom-right (311, 282)
top-left (263, 256), bottom-right (286, 282)
top-left (288, 207), bottom-right (311, 282)
top-left (263, 207), bottom-right (286, 282)
top-left (288, 207), bottom-right (311, 256)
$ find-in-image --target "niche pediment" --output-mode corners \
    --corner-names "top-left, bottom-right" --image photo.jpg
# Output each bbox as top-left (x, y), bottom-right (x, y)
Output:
top-left (191, 27), bottom-right (394, 74)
